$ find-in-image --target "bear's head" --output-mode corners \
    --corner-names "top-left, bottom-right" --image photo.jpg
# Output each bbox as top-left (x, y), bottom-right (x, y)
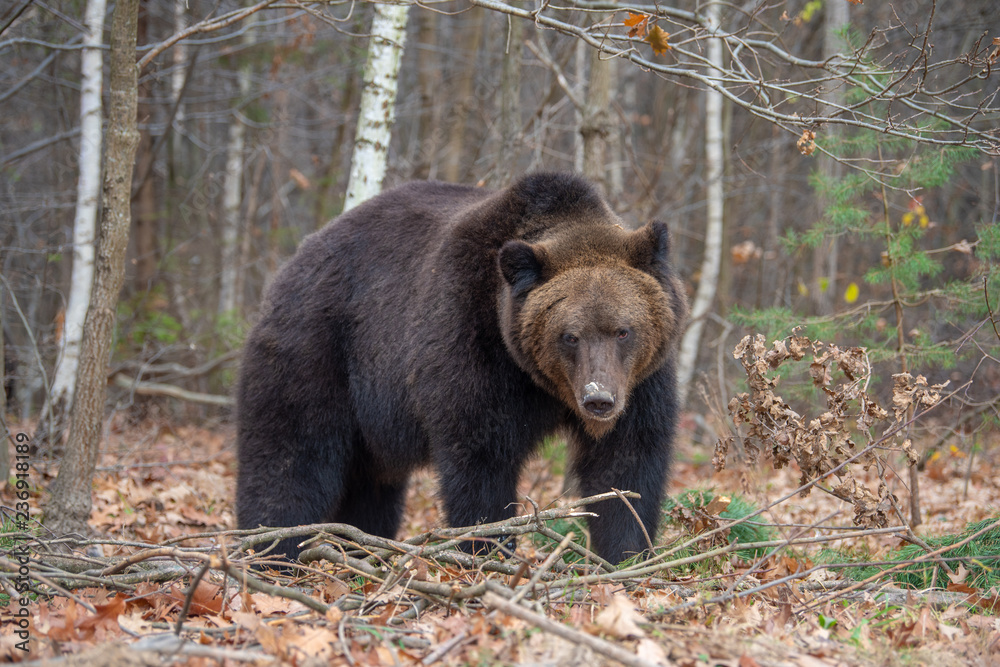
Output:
top-left (498, 220), bottom-right (688, 437)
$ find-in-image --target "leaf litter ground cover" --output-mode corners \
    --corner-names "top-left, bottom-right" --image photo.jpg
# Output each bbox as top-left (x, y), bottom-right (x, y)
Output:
top-left (2, 405), bottom-right (1000, 666)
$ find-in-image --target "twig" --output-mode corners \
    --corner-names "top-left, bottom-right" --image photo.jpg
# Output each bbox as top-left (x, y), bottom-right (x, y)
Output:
top-left (612, 488), bottom-right (655, 554)
top-left (136, 1), bottom-right (282, 70)
top-left (111, 373), bottom-right (234, 407)
top-left (985, 276), bottom-right (1000, 343)
top-left (222, 562), bottom-right (330, 614)
top-left (0, 273), bottom-right (53, 434)
top-left (131, 634), bottom-right (276, 663)
top-left (510, 531), bottom-right (575, 604)
top-left (420, 630), bottom-right (469, 665)
top-left (0, 557), bottom-right (97, 612)
top-left (483, 592), bottom-right (662, 667)
top-left (338, 612), bottom-right (356, 666)
top-left (174, 562), bottom-right (210, 635)
top-left (100, 547), bottom-right (209, 576)
top-left (794, 516), bottom-right (1000, 614)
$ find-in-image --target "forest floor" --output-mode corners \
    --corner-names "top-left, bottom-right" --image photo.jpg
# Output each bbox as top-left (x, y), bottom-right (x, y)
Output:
top-left (2, 412), bottom-right (1000, 666)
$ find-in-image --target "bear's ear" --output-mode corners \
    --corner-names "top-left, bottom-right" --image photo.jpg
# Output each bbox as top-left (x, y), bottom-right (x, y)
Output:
top-left (633, 220), bottom-right (672, 281)
top-left (498, 240), bottom-right (546, 296)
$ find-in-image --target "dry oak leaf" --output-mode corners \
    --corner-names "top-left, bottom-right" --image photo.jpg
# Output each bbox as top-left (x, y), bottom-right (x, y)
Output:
top-left (624, 12), bottom-right (649, 38)
top-left (704, 494), bottom-right (732, 515)
top-left (594, 594), bottom-right (647, 639)
top-left (646, 25), bottom-right (672, 55)
top-left (636, 637), bottom-right (670, 664)
top-left (797, 129), bottom-right (817, 155)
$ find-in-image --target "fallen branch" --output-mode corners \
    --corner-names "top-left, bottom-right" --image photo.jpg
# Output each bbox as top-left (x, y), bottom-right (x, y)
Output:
top-left (483, 591), bottom-right (663, 667)
top-left (111, 373), bottom-right (234, 406)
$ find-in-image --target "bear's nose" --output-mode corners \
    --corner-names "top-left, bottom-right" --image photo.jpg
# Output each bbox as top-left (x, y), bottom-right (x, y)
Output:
top-left (583, 390), bottom-right (615, 416)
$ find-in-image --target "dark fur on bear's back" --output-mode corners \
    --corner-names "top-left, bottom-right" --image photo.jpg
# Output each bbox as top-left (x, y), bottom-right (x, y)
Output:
top-left (236, 173), bottom-right (688, 564)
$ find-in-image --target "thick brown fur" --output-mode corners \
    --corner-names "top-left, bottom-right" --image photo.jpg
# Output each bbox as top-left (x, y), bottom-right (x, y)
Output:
top-left (236, 172), bottom-right (688, 564)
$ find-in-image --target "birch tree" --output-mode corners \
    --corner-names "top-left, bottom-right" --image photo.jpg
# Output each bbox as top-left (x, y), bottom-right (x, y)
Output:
top-left (676, 1), bottom-right (725, 407)
top-left (343, 3), bottom-right (409, 212)
top-left (44, 0), bottom-right (106, 444)
top-left (218, 18), bottom-right (254, 317)
top-left (46, 0), bottom-right (140, 534)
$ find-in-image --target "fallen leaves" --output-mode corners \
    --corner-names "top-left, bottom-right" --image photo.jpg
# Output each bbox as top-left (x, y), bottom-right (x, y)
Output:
top-left (594, 594), bottom-right (647, 639)
top-left (4, 409), bottom-right (1000, 666)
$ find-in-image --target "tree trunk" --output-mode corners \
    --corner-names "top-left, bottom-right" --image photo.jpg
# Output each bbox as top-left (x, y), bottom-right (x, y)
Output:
top-left (581, 47), bottom-right (614, 195)
top-left (169, 0), bottom-right (187, 167)
top-left (441, 7), bottom-right (484, 184)
top-left (491, 15), bottom-right (523, 188)
top-left (676, 3), bottom-right (725, 407)
top-left (43, 0), bottom-right (106, 450)
top-left (132, 7), bottom-right (156, 292)
top-left (412, 7), bottom-right (441, 180)
top-left (0, 308), bottom-right (7, 483)
top-left (343, 2), bottom-right (410, 211)
top-left (132, 132), bottom-right (157, 290)
top-left (46, 0), bottom-right (140, 536)
top-left (218, 24), bottom-right (252, 318)
top-left (811, 0), bottom-right (849, 315)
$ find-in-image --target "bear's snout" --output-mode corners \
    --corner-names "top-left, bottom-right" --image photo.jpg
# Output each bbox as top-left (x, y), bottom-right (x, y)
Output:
top-left (583, 382), bottom-right (616, 416)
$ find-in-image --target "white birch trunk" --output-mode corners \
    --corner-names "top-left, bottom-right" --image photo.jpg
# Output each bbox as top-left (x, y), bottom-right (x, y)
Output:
top-left (676, 3), bottom-right (725, 407)
top-left (170, 0), bottom-right (187, 159)
top-left (344, 2), bottom-right (409, 212)
top-left (218, 64), bottom-right (250, 317)
top-left (49, 0), bottom-right (106, 418)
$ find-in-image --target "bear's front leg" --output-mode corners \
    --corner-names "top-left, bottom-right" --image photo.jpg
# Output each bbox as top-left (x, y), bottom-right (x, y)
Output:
top-left (575, 444), bottom-right (670, 564)
top-left (572, 370), bottom-right (678, 564)
top-left (433, 442), bottom-right (526, 555)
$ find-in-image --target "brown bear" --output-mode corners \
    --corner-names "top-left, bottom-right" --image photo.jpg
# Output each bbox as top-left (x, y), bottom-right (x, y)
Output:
top-left (236, 172), bottom-right (688, 564)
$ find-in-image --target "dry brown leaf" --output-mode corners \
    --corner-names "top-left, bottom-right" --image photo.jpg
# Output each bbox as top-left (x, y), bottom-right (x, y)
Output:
top-left (78, 592), bottom-right (128, 632)
top-left (624, 12), bottom-right (649, 38)
top-left (636, 638), bottom-right (669, 664)
top-left (168, 580), bottom-right (225, 616)
top-left (254, 621), bottom-right (286, 657)
top-left (291, 626), bottom-right (340, 659)
top-left (731, 240), bottom-right (762, 265)
top-left (232, 610), bottom-right (261, 631)
top-left (989, 37), bottom-right (1000, 65)
top-left (323, 578), bottom-right (352, 603)
top-left (704, 494), bottom-right (732, 515)
top-left (118, 611), bottom-right (156, 637)
top-left (797, 129), bottom-right (817, 155)
top-left (594, 594), bottom-right (647, 639)
top-left (646, 25), bottom-right (672, 55)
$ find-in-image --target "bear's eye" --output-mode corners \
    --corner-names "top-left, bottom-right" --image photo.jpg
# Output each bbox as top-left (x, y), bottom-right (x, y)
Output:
top-left (617, 329), bottom-right (630, 341)
top-left (562, 333), bottom-right (579, 346)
